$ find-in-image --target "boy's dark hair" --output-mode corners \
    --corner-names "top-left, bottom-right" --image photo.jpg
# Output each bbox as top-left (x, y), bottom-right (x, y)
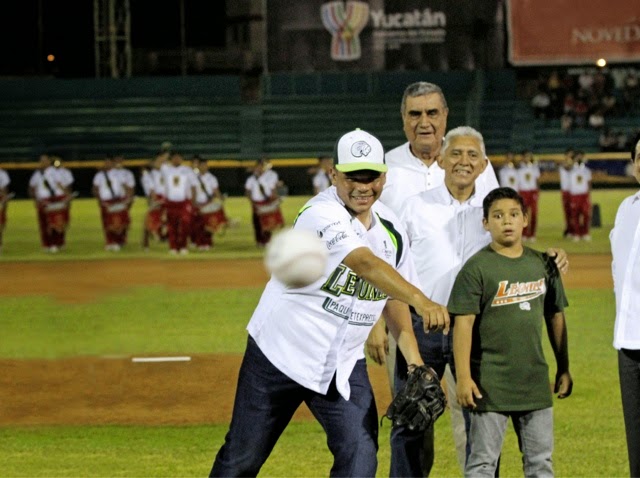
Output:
top-left (483, 187), bottom-right (526, 219)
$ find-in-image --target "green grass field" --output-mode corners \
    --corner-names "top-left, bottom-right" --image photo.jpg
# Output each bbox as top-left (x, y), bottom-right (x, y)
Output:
top-left (0, 188), bottom-right (636, 477)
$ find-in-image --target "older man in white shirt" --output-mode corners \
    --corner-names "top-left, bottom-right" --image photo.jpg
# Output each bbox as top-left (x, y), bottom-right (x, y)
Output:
top-left (369, 82), bottom-right (499, 476)
top-left (610, 132), bottom-right (640, 478)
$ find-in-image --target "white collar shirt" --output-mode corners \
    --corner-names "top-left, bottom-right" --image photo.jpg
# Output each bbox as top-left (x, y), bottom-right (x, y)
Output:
top-left (92, 169), bottom-right (126, 200)
top-left (499, 165), bottom-right (519, 190)
top-left (245, 173), bottom-right (275, 202)
top-left (517, 163), bottom-right (540, 192)
top-left (399, 183), bottom-right (490, 304)
top-left (162, 165), bottom-right (195, 201)
top-left (610, 190), bottom-right (640, 350)
top-left (247, 186), bottom-right (418, 400)
top-left (559, 167), bottom-right (571, 191)
top-left (568, 164), bottom-right (591, 195)
top-left (29, 167), bottom-right (66, 199)
top-left (194, 172), bottom-right (219, 204)
top-left (380, 142), bottom-right (499, 215)
top-left (313, 169), bottom-right (332, 193)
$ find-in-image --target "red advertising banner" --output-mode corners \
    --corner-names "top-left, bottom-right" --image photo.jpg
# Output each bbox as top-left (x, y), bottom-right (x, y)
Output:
top-left (507, 0), bottom-right (640, 65)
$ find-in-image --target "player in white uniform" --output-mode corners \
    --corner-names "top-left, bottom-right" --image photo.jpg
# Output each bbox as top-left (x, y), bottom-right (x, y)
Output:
top-left (245, 158), bottom-right (284, 246)
top-left (0, 165), bottom-right (11, 252)
top-left (92, 156), bottom-right (131, 251)
top-left (53, 157), bottom-right (75, 250)
top-left (192, 159), bottom-right (227, 250)
top-left (568, 151), bottom-right (593, 241)
top-left (161, 151), bottom-right (196, 254)
top-left (498, 152), bottom-right (519, 190)
top-left (28, 154), bottom-right (70, 253)
top-left (559, 149), bottom-right (574, 238)
top-left (210, 129), bottom-right (449, 477)
top-left (370, 82), bottom-right (498, 475)
top-left (517, 152), bottom-right (541, 242)
top-left (312, 156), bottom-right (333, 194)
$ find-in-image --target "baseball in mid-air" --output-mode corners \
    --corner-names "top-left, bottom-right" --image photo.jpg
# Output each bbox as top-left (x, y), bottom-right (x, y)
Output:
top-left (265, 227), bottom-right (328, 287)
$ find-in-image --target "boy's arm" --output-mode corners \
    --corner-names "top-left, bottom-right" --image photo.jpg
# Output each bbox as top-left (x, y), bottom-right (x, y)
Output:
top-left (545, 311), bottom-right (573, 399)
top-left (453, 314), bottom-right (483, 408)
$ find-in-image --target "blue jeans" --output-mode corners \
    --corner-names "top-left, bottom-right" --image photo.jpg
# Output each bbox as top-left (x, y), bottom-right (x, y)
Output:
top-left (465, 408), bottom-right (554, 478)
top-left (618, 348), bottom-right (640, 477)
top-left (389, 312), bottom-right (454, 477)
top-left (210, 336), bottom-right (379, 477)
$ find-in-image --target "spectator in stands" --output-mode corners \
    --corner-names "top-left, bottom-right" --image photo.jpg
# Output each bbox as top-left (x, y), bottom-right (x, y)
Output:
top-left (0, 165), bottom-right (10, 253)
top-left (561, 112), bottom-right (574, 134)
top-left (312, 156), bottom-right (333, 194)
top-left (559, 149), bottom-right (575, 238)
top-left (563, 92), bottom-right (577, 117)
top-left (623, 71), bottom-right (640, 114)
top-left (578, 71), bottom-right (595, 94)
top-left (617, 130), bottom-right (630, 152)
top-left (498, 151), bottom-right (519, 190)
top-left (517, 150), bottom-right (541, 242)
top-left (588, 108), bottom-right (605, 130)
top-left (568, 151), bottom-right (592, 241)
top-left (574, 99), bottom-right (589, 128)
top-left (599, 127), bottom-right (618, 152)
top-left (601, 91), bottom-right (618, 116)
top-left (531, 88), bottom-right (552, 120)
top-left (245, 158), bottom-right (284, 248)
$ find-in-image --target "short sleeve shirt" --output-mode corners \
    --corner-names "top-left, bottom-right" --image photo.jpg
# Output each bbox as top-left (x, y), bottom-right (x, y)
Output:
top-left (194, 172), bottom-right (219, 203)
top-left (247, 186), bottom-right (418, 400)
top-left (448, 246), bottom-right (568, 412)
top-left (93, 169), bottom-right (127, 200)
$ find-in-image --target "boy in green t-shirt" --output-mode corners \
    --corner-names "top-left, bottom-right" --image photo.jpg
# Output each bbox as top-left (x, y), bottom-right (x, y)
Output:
top-left (449, 187), bottom-right (573, 477)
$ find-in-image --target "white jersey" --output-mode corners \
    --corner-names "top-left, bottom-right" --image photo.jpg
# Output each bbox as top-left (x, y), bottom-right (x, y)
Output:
top-left (92, 169), bottom-right (127, 201)
top-left (245, 173), bottom-right (277, 202)
top-left (380, 142), bottom-right (499, 214)
top-left (498, 164), bottom-right (519, 190)
top-left (162, 165), bottom-right (196, 201)
top-left (141, 170), bottom-right (153, 197)
top-left (29, 167), bottom-right (66, 200)
top-left (57, 167), bottom-right (74, 188)
top-left (312, 169), bottom-right (332, 193)
top-left (114, 167), bottom-right (136, 189)
top-left (194, 171), bottom-right (220, 204)
top-left (0, 168), bottom-right (10, 190)
top-left (517, 163), bottom-right (540, 192)
top-left (569, 163), bottom-right (592, 195)
top-left (559, 167), bottom-right (572, 192)
top-left (610, 190), bottom-right (640, 350)
top-left (247, 186), bottom-right (418, 400)
top-left (399, 183), bottom-right (490, 305)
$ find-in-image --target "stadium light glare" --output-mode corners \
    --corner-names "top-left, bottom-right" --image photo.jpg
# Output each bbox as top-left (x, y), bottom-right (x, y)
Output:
top-left (47, 54), bottom-right (55, 62)
top-left (596, 58), bottom-right (607, 67)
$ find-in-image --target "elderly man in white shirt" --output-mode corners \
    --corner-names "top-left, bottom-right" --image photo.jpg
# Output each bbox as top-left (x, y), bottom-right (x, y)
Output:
top-left (610, 132), bottom-right (640, 478)
top-left (369, 81), bottom-right (499, 476)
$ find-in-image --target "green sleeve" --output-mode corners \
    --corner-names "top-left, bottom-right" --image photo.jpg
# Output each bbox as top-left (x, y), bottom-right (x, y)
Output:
top-left (448, 260), bottom-right (483, 316)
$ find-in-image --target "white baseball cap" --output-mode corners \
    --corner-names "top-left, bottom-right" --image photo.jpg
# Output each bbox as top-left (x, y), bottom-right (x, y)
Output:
top-left (334, 128), bottom-right (387, 173)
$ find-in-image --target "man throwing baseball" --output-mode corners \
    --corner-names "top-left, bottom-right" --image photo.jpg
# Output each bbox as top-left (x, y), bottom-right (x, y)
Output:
top-left (209, 129), bottom-right (448, 477)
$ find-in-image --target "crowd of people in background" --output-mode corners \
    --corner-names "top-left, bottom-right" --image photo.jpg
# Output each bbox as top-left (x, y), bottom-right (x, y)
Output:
top-left (499, 148), bottom-right (592, 242)
top-left (529, 67), bottom-right (640, 148)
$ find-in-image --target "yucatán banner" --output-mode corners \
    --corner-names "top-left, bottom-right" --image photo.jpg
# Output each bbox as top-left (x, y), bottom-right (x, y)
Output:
top-left (266, 0), bottom-right (505, 72)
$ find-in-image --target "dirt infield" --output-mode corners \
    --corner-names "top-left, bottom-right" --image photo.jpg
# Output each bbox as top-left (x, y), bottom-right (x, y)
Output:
top-left (0, 255), bottom-right (612, 426)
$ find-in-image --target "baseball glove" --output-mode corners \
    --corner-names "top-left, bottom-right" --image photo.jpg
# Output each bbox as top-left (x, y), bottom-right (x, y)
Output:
top-left (384, 365), bottom-right (447, 432)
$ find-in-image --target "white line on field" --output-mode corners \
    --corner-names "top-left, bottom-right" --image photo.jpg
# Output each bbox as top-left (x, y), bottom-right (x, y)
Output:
top-left (131, 356), bottom-right (192, 363)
